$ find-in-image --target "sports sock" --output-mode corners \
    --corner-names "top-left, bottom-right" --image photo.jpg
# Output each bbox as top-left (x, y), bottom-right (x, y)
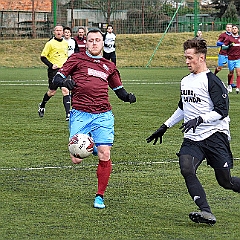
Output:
top-left (185, 174), bottom-right (212, 213)
top-left (228, 74), bottom-right (234, 85)
top-left (96, 159), bottom-right (112, 196)
top-left (63, 95), bottom-right (71, 116)
top-left (236, 76), bottom-right (240, 88)
top-left (40, 93), bottom-right (51, 108)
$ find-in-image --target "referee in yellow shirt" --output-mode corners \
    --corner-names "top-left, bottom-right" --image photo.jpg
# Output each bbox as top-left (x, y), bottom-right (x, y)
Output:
top-left (38, 25), bottom-right (70, 121)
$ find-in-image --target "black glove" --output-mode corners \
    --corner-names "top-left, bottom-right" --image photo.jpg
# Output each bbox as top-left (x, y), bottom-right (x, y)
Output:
top-left (179, 116), bottom-right (203, 133)
top-left (62, 79), bottom-right (76, 90)
top-left (146, 124), bottom-right (168, 145)
top-left (128, 93), bottom-right (136, 104)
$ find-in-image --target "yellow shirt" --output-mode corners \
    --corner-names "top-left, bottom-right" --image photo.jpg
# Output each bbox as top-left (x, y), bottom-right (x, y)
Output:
top-left (41, 38), bottom-right (68, 68)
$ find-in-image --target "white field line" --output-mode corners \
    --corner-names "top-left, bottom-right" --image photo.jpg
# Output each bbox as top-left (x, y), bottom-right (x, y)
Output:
top-left (0, 158), bottom-right (240, 171)
top-left (1, 158), bottom-right (239, 171)
top-left (0, 160), bottom-right (180, 171)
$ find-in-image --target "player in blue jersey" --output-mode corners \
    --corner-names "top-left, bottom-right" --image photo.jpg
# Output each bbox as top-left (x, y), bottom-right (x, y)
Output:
top-left (147, 38), bottom-right (240, 225)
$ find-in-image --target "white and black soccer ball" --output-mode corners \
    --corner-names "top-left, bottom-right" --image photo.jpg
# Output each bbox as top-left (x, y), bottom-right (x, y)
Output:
top-left (68, 133), bottom-right (94, 159)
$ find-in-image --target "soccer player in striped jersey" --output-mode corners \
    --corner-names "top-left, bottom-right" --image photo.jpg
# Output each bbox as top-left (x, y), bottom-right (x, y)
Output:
top-left (73, 26), bottom-right (87, 52)
top-left (224, 25), bottom-right (240, 94)
top-left (214, 24), bottom-right (232, 74)
top-left (53, 28), bottom-right (136, 209)
top-left (214, 24), bottom-right (233, 92)
top-left (147, 38), bottom-right (240, 225)
top-left (38, 25), bottom-right (70, 121)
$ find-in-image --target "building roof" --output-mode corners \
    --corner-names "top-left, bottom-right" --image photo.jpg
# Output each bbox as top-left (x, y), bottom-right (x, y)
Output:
top-left (0, 0), bottom-right (52, 12)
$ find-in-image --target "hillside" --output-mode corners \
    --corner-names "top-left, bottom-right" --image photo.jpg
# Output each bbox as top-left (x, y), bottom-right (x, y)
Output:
top-left (0, 31), bottom-right (221, 68)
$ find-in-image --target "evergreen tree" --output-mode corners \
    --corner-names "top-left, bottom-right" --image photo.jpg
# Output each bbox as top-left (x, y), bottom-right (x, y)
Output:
top-left (211, 0), bottom-right (240, 17)
top-left (222, 1), bottom-right (238, 23)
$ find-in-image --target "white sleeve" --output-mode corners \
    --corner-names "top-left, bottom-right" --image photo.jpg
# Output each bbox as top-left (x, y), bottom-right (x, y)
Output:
top-left (200, 111), bottom-right (222, 123)
top-left (164, 107), bottom-right (184, 128)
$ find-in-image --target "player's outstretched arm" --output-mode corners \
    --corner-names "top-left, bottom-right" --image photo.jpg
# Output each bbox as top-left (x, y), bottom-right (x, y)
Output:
top-left (114, 87), bottom-right (136, 103)
top-left (146, 124), bottom-right (168, 145)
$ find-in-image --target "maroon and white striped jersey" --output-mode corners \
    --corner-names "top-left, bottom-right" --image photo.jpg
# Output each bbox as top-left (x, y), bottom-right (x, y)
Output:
top-left (224, 34), bottom-right (240, 60)
top-left (58, 51), bottom-right (123, 113)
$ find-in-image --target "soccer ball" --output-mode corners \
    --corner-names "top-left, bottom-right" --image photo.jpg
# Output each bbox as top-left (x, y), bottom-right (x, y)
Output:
top-left (68, 133), bottom-right (94, 159)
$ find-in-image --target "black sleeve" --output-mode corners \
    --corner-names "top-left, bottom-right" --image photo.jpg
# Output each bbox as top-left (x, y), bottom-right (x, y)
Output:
top-left (178, 98), bottom-right (183, 110)
top-left (103, 33), bottom-right (106, 41)
top-left (40, 56), bottom-right (53, 68)
top-left (207, 72), bottom-right (229, 118)
top-left (114, 87), bottom-right (130, 102)
top-left (73, 38), bottom-right (79, 53)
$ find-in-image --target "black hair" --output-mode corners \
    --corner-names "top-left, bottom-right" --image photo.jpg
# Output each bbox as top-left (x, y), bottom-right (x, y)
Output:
top-left (78, 26), bottom-right (85, 31)
top-left (63, 26), bottom-right (72, 33)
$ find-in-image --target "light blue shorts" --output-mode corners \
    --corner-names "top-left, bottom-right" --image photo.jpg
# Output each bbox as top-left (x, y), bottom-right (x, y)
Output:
top-left (218, 54), bottom-right (228, 67)
top-left (69, 109), bottom-right (114, 147)
top-left (228, 59), bottom-right (240, 71)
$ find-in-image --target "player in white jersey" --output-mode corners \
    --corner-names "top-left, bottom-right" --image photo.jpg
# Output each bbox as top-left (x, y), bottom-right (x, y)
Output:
top-left (103, 25), bottom-right (116, 65)
top-left (63, 27), bottom-right (79, 57)
top-left (62, 27), bottom-right (79, 120)
top-left (146, 39), bottom-right (240, 225)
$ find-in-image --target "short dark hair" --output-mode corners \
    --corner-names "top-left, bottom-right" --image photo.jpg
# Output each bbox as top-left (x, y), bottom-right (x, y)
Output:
top-left (78, 26), bottom-right (85, 31)
top-left (183, 39), bottom-right (207, 55)
top-left (86, 28), bottom-right (103, 37)
top-left (63, 26), bottom-right (71, 33)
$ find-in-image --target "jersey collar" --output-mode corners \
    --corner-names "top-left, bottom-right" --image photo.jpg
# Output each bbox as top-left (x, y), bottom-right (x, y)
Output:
top-left (86, 51), bottom-right (102, 59)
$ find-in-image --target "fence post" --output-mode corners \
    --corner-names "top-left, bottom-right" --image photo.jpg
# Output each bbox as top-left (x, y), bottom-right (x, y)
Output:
top-left (194, 0), bottom-right (199, 37)
top-left (53, 0), bottom-right (57, 26)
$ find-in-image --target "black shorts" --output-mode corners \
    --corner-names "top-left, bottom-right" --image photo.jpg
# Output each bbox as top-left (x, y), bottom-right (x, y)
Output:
top-left (103, 51), bottom-right (116, 60)
top-left (47, 68), bottom-right (59, 90)
top-left (178, 132), bottom-right (233, 169)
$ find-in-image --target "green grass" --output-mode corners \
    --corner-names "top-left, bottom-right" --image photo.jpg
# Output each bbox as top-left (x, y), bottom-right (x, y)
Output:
top-left (1, 67), bottom-right (240, 239)
top-left (0, 31), bottom-right (221, 68)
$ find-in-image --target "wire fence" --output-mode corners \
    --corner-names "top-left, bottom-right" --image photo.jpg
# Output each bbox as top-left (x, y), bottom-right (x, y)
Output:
top-left (0, 0), bottom-right (239, 39)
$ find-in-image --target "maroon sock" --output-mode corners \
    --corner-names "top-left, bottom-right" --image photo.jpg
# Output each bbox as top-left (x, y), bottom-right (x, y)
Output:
top-left (228, 74), bottom-right (233, 85)
top-left (96, 160), bottom-right (112, 196)
top-left (237, 76), bottom-right (240, 88)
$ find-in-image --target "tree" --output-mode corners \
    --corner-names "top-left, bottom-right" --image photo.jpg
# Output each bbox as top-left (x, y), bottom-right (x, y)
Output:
top-left (211, 0), bottom-right (240, 17)
top-left (222, 1), bottom-right (238, 23)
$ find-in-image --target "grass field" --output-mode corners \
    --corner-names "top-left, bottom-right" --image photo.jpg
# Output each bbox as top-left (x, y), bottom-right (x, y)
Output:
top-left (0, 31), bottom-right (221, 68)
top-left (1, 67), bottom-right (240, 239)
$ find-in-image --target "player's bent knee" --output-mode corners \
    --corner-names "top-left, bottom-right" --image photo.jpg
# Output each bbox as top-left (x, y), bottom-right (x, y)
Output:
top-left (61, 87), bottom-right (69, 95)
top-left (179, 154), bottom-right (197, 177)
top-left (97, 145), bottom-right (111, 161)
top-left (48, 89), bottom-right (57, 96)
